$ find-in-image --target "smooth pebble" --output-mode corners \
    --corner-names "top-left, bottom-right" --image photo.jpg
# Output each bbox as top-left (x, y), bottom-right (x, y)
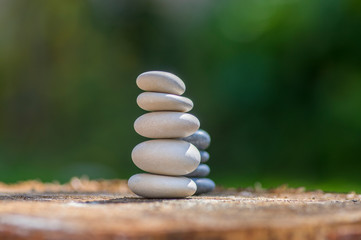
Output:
top-left (200, 151), bottom-right (209, 163)
top-left (185, 164), bottom-right (210, 177)
top-left (128, 173), bottom-right (196, 198)
top-left (192, 178), bottom-right (215, 195)
top-left (137, 92), bottom-right (193, 112)
top-left (132, 140), bottom-right (200, 176)
top-left (182, 129), bottom-right (211, 150)
top-left (134, 112), bottom-right (200, 138)
top-left (136, 71), bottom-right (186, 95)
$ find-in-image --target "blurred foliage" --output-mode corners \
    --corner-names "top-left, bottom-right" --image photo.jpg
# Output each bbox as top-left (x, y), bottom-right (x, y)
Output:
top-left (1, 0), bottom-right (361, 191)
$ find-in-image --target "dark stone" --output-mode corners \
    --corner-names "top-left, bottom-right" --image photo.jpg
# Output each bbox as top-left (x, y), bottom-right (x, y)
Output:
top-left (182, 129), bottom-right (211, 150)
top-left (200, 151), bottom-right (209, 163)
top-left (192, 178), bottom-right (215, 195)
top-left (185, 164), bottom-right (210, 177)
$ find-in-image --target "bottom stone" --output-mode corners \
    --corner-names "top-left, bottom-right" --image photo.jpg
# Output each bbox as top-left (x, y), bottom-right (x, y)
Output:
top-left (192, 178), bottom-right (215, 195)
top-left (128, 173), bottom-right (197, 198)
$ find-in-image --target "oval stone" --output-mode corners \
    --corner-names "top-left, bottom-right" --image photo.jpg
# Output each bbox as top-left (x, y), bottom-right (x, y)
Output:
top-left (185, 164), bottom-right (210, 177)
top-left (200, 151), bottom-right (210, 163)
top-left (182, 129), bottom-right (211, 150)
top-left (192, 178), bottom-right (215, 195)
top-left (132, 139), bottom-right (200, 176)
top-left (137, 92), bottom-right (193, 112)
top-left (136, 71), bottom-right (186, 95)
top-left (128, 173), bottom-right (197, 198)
top-left (134, 112), bottom-right (200, 138)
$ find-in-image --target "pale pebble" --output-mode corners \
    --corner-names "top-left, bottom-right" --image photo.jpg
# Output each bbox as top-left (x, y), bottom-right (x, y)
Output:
top-left (128, 173), bottom-right (196, 198)
top-left (185, 164), bottom-right (210, 177)
top-left (182, 129), bottom-right (211, 150)
top-left (134, 112), bottom-right (200, 138)
top-left (132, 139), bottom-right (200, 176)
top-left (200, 151), bottom-right (209, 163)
top-left (136, 71), bottom-right (185, 95)
top-left (137, 92), bottom-right (193, 112)
top-left (192, 178), bottom-right (215, 195)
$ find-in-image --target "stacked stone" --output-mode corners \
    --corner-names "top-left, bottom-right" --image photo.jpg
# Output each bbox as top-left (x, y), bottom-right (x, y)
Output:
top-left (182, 129), bottom-right (215, 195)
top-left (128, 71), bottom-right (202, 198)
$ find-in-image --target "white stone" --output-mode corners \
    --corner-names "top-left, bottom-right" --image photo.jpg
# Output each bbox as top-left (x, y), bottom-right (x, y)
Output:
top-left (134, 112), bottom-right (200, 138)
top-left (137, 92), bottom-right (193, 112)
top-left (128, 173), bottom-right (197, 198)
top-left (136, 71), bottom-right (186, 95)
top-left (132, 139), bottom-right (200, 176)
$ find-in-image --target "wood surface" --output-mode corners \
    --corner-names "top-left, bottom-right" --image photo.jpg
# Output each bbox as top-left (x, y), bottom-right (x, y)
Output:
top-left (1, 178), bottom-right (361, 239)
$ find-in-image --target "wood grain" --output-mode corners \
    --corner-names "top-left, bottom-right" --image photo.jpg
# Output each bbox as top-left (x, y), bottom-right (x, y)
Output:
top-left (0, 178), bottom-right (361, 239)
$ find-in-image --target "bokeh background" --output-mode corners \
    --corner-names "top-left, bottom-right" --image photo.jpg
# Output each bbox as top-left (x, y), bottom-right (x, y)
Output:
top-left (1, 0), bottom-right (361, 192)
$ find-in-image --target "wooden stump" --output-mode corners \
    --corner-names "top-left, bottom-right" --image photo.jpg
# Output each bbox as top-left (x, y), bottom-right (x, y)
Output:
top-left (0, 178), bottom-right (361, 239)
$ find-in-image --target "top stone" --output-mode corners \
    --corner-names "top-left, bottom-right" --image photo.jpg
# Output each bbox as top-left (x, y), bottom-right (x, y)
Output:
top-left (136, 71), bottom-right (186, 95)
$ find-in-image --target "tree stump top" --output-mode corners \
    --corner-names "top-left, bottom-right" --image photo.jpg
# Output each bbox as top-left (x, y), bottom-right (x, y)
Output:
top-left (0, 178), bottom-right (361, 239)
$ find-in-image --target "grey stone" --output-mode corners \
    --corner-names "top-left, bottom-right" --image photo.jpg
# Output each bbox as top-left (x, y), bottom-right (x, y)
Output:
top-left (181, 129), bottom-right (211, 150)
top-left (185, 164), bottom-right (210, 177)
top-left (192, 178), bottom-right (215, 195)
top-left (200, 151), bottom-right (209, 163)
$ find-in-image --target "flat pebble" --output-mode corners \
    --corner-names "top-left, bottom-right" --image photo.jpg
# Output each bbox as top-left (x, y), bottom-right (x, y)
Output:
top-left (128, 173), bottom-right (196, 198)
top-left (185, 164), bottom-right (210, 177)
top-left (192, 178), bottom-right (215, 195)
top-left (132, 140), bottom-right (200, 176)
top-left (182, 129), bottom-right (211, 150)
top-left (137, 92), bottom-right (193, 112)
top-left (200, 151), bottom-right (209, 163)
top-left (134, 112), bottom-right (200, 138)
top-left (136, 71), bottom-right (185, 95)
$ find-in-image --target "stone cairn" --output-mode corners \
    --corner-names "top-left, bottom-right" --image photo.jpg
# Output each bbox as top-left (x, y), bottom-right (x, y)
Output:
top-left (128, 71), bottom-right (215, 198)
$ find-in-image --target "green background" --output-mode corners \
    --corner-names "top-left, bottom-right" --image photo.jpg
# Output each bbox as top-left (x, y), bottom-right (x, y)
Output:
top-left (1, 0), bottom-right (361, 192)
